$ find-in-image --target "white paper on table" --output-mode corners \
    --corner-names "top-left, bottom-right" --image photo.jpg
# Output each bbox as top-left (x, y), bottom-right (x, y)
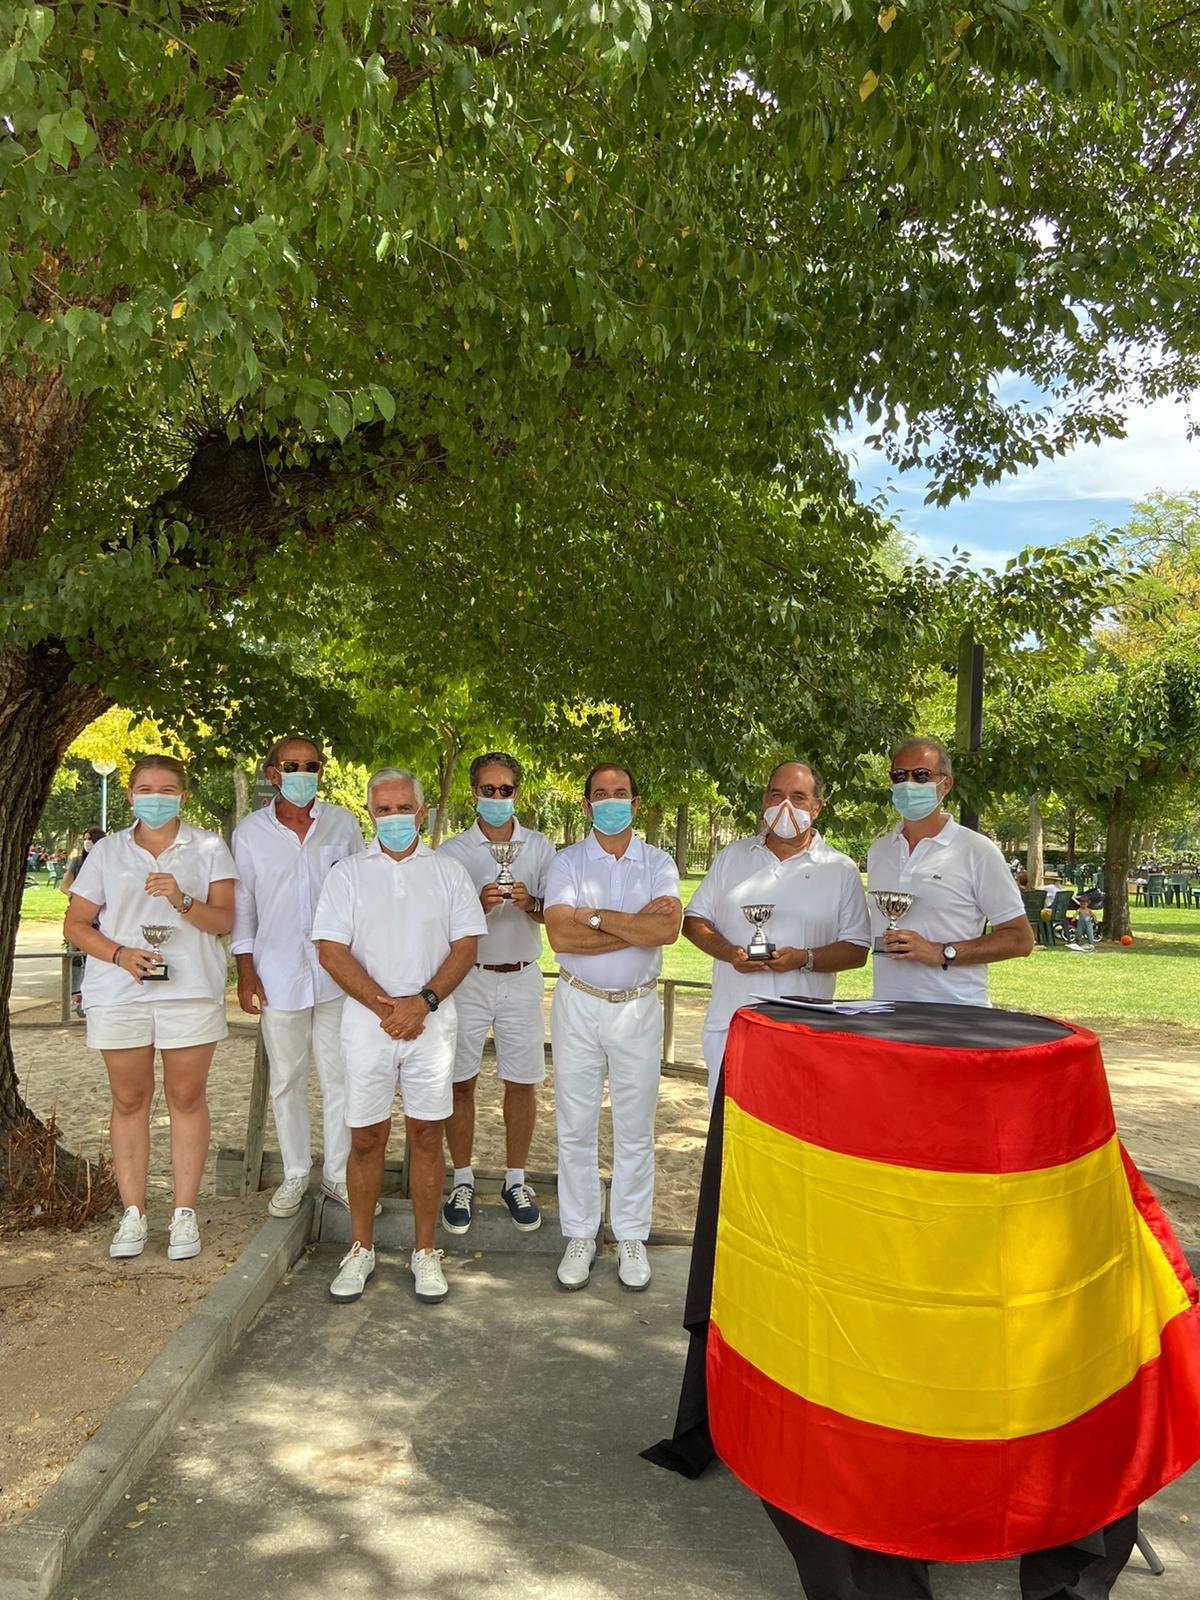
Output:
top-left (751, 994), bottom-right (895, 1015)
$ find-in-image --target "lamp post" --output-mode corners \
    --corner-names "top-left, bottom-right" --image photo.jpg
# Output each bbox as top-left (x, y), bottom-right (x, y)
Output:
top-left (91, 759), bottom-right (117, 832)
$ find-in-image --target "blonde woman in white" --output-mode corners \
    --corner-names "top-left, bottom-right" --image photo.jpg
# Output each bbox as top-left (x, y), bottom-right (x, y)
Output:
top-left (63, 755), bottom-right (238, 1261)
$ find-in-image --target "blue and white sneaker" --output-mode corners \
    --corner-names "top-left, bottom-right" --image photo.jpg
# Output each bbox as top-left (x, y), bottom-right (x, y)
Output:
top-left (500, 1181), bottom-right (541, 1232)
top-left (441, 1182), bottom-right (475, 1234)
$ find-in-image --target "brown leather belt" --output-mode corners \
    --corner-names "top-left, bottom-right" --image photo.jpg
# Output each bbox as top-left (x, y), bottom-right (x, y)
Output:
top-left (476, 960), bottom-right (532, 973)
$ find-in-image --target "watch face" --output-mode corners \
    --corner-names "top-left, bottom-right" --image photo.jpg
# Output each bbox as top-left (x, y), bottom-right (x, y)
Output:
top-left (588, 913), bottom-right (602, 929)
top-left (944, 946), bottom-right (957, 961)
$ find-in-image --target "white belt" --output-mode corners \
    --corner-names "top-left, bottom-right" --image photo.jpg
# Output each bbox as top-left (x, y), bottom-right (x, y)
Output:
top-left (558, 972), bottom-right (658, 1005)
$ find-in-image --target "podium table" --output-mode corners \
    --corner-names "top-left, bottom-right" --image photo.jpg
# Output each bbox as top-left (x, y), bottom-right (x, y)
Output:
top-left (644, 1002), bottom-right (1200, 1596)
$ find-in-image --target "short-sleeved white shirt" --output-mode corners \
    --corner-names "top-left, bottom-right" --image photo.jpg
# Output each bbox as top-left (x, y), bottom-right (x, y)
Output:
top-left (437, 819), bottom-right (556, 965)
top-left (543, 831), bottom-right (680, 990)
top-left (230, 800), bottom-right (365, 1010)
top-left (867, 816), bottom-right (1028, 1005)
top-left (311, 840), bottom-right (488, 1027)
top-left (687, 832), bottom-right (871, 1031)
top-left (70, 822), bottom-right (239, 1007)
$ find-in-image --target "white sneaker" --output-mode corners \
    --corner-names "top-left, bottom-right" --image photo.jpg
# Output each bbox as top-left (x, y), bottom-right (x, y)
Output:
top-left (411, 1247), bottom-right (448, 1303)
top-left (617, 1239), bottom-right (651, 1291)
top-left (167, 1208), bottom-right (201, 1261)
top-left (321, 1180), bottom-right (382, 1216)
top-left (330, 1242), bottom-right (375, 1302)
top-left (109, 1206), bottom-right (147, 1259)
top-left (557, 1237), bottom-right (596, 1290)
top-left (268, 1176), bottom-right (307, 1217)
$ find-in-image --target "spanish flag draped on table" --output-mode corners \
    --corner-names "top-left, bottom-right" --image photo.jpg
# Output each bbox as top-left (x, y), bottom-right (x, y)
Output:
top-left (706, 1005), bottom-right (1200, 1563)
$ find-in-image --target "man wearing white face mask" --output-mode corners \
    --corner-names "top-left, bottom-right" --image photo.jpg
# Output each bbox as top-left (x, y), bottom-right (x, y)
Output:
top-left (867, 736), bottom-right (1033, 1005)
top-left (231, 736), bottom-right (365, 1220)
top-left (684, 761), bottom-right (871, 1102)
top-left (437, 751), bottom-right (556, 1235)
top-left (543, 763), bottom-right (682, 1292)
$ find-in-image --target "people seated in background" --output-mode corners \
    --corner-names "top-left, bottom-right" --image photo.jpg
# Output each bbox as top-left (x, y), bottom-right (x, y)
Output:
top-left (1075, 891), bottom-right (1097, 951)
top-left (1016, 868), bottom-right (1029, 888)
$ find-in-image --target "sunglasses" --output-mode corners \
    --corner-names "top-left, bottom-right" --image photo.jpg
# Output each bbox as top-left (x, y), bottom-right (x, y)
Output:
top-left (477, 783), bottom-right (516, 798)
top-left (890, 768), bottom-right (943, 784)
top-left (279, 760), bottom-right (321, 773)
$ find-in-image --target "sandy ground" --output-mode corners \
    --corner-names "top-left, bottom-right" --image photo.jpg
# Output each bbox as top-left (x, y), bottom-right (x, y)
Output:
top-left (2, 990), bottom-right (1198, 1535)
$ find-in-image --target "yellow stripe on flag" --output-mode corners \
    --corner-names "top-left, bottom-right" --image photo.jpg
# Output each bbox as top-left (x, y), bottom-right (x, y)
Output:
top-left (713, 1102), bottom-right (1189, 1440)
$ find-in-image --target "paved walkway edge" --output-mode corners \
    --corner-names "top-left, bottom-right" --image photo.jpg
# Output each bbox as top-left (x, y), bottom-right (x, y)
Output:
top-left (0, 1203), bottom-right (314, 1600)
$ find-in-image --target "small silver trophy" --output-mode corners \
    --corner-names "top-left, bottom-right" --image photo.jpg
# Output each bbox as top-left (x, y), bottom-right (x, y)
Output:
top-left (870, 890), bottom-right (915, 956)
top-left (487, 839), bottom-right (523, 900)
top-left (740, 903), bottom-right (777, 961)
top-left (140, 924), bottom-right (174, 981)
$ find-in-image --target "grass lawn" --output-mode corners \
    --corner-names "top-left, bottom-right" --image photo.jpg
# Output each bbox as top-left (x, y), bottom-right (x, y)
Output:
top-left (21, 867), bottom-right (1199, 1034)
top-left (18, 882), bottom-right (69, 925)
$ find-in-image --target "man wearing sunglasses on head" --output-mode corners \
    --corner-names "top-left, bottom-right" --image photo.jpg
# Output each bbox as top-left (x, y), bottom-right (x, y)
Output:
top-left (867, 735), bottom-right (1033, 1005)
top-left (437, 752), bottom-right (556, 1236)
top-left (231, 736), bottom-right (365, 1219)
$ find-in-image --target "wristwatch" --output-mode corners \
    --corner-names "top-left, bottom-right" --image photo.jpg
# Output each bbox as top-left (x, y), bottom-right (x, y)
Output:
top-left (529, 895), bottom-right (543, 916)
top-left (587, 912), bottom-right (602, 930)
top-left (419, 987), bottom-right (440, 1011)
top-left (941, 944), bottom-right (958, 970)
top-left (178, 894), bottom-right (194, 916)
top-left (801, 948), bottom-right (815, 973)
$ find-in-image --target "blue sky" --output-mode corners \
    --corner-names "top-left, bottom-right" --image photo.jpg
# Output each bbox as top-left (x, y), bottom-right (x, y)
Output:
top-left (843, 389), bottom-right (1200, 570)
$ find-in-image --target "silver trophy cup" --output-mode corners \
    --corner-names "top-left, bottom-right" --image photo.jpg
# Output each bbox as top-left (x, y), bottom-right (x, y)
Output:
top-left (740, 903), bottom-right (777, 961)
top-left (140, 924), bottom-right (174, 981)
top-left (870, 890), bottom-right (916, 956)
top-left (487, 839), bottom-right (523, 899)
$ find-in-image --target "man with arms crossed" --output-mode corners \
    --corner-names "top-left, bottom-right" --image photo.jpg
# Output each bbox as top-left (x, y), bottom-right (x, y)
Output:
top-left (313, 768), bottom-right (486, 1304)
top-left (438, 752), bottom-right (556, 1234)
top-left (543, 763), bottom-right (682, 1293)
top-left (685, 760), bottom-right (870, 1102)
top-left (231, 736), bottom-right (364, 1217)
top-left (868, 735), bottom-right (1033, 1002)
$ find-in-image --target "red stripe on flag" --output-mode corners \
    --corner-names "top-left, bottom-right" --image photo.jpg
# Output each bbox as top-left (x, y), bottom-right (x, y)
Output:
top-left (1121, 1143), bottom-right (1200, 1302)
top-left (707, 1308), bottom-right (1200, 1563)
top-left (725, 1010), bottom-right (1114, 1173)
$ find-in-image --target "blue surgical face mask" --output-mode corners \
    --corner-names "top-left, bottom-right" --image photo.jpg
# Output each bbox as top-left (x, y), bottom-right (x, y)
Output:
top-left (891, 781), bottom-right (942, 822)
top-left (590, 798), bottom-right (634, 836)
top-left (476, 797), bottom-right (515, 826)
top-left (376, 814), bottom-right (418, 853)
top-left (131, 795), bottom-right (181, 829)
top-left (279, 772), bottom-right (319, 806)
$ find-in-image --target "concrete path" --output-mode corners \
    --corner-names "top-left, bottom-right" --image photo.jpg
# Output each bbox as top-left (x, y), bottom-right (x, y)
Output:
top-left (54, 1248), bottom-right (1198, 1600)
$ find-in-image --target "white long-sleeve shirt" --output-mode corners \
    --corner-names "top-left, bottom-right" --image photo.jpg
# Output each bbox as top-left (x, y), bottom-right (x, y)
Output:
top-left (231, 800), bottom-right (365, 1010)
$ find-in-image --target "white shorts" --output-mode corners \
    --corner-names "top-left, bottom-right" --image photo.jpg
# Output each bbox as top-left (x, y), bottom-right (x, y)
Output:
top-left (342, 1003), bottom-right (456, 1126)
top-left (86, 998), bottom-right (228, 1052)
top-left (452, 962), bottom-right (546, 1085)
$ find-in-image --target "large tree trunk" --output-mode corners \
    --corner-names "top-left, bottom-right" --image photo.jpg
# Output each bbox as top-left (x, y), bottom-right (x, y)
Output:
top-left (0, 646), bottom-right (108, 1131)
top-left (430, 727), bottom-right (461, 849)
top-left (1101, 794), bottom-right (1134, 942)
top-left (1064, 802), bottom-right (1077, 873)
top-left (1026, 794), bottom-right (1044, 886)
top-left (642, 804), bottom-right (662, 850)
top-left (673, 804), bottom-right (689, 875)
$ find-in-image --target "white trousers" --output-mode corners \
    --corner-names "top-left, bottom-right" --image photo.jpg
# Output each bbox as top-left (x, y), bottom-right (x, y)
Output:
top-left (701, 1025), bottom-right (729, 1107)
top-left (259, 998), bottom-right (350, 1183)
top-left (550, 979), bottom-right (662, 1242)
top-left (453, 962), bottom-right (546, 1084)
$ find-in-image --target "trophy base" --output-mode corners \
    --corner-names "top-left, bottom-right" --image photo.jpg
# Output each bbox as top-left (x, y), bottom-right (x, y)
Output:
top-left (745, 945), bottom-right (776, 962)
top-left (144, 964), bottom-right (170, 981)
top-left (872, 936), bottom-right (892, 956)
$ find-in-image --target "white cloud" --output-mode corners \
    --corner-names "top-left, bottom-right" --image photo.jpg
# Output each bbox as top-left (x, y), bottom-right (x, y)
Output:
top-left (982, 394), bottom-right (1200, 502)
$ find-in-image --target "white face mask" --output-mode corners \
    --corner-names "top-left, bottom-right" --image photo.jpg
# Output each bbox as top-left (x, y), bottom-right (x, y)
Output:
top-left (763, 800), bottom-right (811, 840)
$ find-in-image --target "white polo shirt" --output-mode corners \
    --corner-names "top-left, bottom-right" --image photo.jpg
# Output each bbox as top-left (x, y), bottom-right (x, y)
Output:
top-left (543, 831), bottom-right (680, 990)
top-left (687, 832), bottom-right (871, 1031)
top-left (437, 819), bottom-right (556, 965)
top-left (70, 822), bottom-right (239, 1007)
top-left (311, 840), bottom-right (487, 1027)
top-left (867, 816), bottom-right (1027, 1006)
top-left (230, 800), bottom-right (365, 1010)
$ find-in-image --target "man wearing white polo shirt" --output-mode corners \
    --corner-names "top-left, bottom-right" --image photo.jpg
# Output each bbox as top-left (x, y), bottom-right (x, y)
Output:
top-left (868, 735), bottom-right (1033, 1003)
top-left (684, 761), bottom-right (870, 1102)
top-left (313, 767), bottom-right (486, 1305)
top-left (543, 763), bottom-right (682, 1293)
top-left (231, 736), bottom-right (364, 1220)
top-left (438, 752), bottom-right (556, 1235)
